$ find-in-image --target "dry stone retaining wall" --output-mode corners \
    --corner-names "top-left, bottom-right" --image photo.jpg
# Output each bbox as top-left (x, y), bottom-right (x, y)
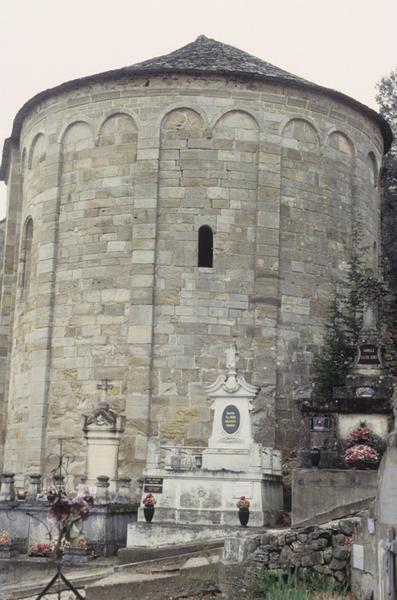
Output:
top-left (248, 518), bottom-right (357, 585)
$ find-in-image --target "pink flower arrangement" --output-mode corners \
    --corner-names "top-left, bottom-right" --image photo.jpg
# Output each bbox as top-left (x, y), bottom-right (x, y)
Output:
top-left (29, 542), bottom-right (55, 557)
top-left (143, 493), bottom-right (156, 507)
top-left (345, 444), bottom-right (379, 464)
top-left (48, 492), bottom-right (90, 524)
top-left (46, 486), bottom-right (92, 547)
top-left (344, 421), bottom-right (382, 468)
top-left (236, 496), bottom-right (250, 509)
top-left (346, 423), bottom-right (374, 446)
top-left (0, 530), bottom-right (11, 545)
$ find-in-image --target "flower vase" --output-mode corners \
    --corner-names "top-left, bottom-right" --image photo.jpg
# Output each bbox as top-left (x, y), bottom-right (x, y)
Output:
top-left (238, 507), bottom-right (249, 528)
top-left (309, 447), bottom-right (321, 468)
top-left (144, 506), bottom-right (155, 523)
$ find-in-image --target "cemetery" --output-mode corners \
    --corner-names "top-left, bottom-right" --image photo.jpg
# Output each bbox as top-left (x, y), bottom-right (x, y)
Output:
top-left (0, 329), bottom-right (396, 598)
top-left (0, 35), bottom-right (395, 599)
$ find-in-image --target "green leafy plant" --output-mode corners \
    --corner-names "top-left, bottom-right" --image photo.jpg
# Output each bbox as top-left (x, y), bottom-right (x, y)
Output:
top-left (247, 568), bottom-right (349, 599)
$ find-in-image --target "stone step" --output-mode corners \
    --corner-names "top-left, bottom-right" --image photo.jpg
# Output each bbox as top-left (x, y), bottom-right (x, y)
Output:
top-left (85, 552), bottom-right (221, 600)
top-left (0, 559), bottom-right (116, 600)
top-left (118, 537), bottom-right (225, 564)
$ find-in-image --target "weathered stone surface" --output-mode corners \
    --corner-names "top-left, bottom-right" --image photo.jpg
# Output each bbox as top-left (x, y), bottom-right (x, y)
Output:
top-left (329, 558), bottom-right (347, 571)
top-left (0, 36), bottom-right (386, 492)
top-left (332, 545), bottom-right (349, 560)
top-left (309, 537), bottom-right (328, 550)
top-left (292, 469), bottom-right (378, 527)
top-left (238, 517), bottom-right (355, 589)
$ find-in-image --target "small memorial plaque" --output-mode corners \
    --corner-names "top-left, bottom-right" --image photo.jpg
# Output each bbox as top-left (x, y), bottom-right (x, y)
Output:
top-left (222, 404), bottom-right (240, 434)
top-left (352, 544), bottom-right (364, 570)
top-left (357, 343), bottom-right (380, 366)
top-left (355, 386), bottom-right (375, 399)
top-left (309, 416), bottom-right (331, 432)
top-left (143, 477), bottom-right (163, 494)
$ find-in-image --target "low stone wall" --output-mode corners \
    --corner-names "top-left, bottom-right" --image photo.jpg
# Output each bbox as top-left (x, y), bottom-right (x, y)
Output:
top-left (224, 517), bottom-right (359, 590)
top-left (0, 502), bottom-right (137, 556)
top-left (251, 519), bottom-right (356, 583)
top-left (292, 469), bottom-right (377, 526)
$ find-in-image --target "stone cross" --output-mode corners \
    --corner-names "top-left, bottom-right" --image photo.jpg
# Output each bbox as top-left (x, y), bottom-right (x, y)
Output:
top-left (97, 379), bottom-right (113, 404)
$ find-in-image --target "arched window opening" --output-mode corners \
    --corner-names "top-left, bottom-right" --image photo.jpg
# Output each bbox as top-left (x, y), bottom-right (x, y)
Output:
top-left (198, 225), bottom-right (213, 268)
top-left (21, 218), bottom-right (33, 298)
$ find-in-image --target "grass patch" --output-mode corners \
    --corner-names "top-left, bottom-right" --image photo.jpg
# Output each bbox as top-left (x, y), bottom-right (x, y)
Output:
top-left (247, 569), bottom-right (350, 599)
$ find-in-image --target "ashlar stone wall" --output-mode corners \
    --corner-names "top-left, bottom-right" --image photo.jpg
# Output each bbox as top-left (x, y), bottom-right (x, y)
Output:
top-left (0, 75), bottom-right (384, 488)
top-left (152, 108), bottom-right (259, 443)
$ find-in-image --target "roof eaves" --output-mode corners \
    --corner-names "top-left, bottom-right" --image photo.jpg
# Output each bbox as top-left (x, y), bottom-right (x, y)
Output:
top-left (0, 66), bottom-right (393, 180)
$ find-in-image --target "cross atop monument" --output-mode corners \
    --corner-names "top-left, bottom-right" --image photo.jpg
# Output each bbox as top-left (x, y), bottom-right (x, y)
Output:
top-left (97, 379), bottom-right (113, 404)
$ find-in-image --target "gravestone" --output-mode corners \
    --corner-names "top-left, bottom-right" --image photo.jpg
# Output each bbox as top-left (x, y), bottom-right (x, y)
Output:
top-left (83, 381), bottom-right (126, 491)
top-left (125, 346), bottom-right (283, 548)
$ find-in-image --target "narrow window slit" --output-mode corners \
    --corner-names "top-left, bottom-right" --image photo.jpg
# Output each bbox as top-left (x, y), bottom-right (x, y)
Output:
top-left (198, 225), bottom-right (213, 268)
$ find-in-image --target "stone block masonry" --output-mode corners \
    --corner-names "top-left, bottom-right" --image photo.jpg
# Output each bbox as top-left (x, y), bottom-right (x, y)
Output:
top-left (0, 57), bottom-right (386, 493)
top-left (223, 517), bottom-right (358, 591)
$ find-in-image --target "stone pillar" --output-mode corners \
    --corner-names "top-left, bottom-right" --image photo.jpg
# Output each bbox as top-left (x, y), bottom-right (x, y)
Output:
top-left (96, 476), bottom-right (110, 505)
top-left (26, 473), bottom-right (42, 502)
top-left (83, 401), bottom-right (125, 492)
top-left (117, 477), bottom-right (132, 503)
top-left (0, 473), bottom-right (15, 502)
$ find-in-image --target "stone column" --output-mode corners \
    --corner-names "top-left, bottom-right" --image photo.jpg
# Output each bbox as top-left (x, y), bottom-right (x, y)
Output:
top-left (0, 145), bottom-right (23, 474)
top-left (26, 473), bottom-right (42, 502)
top-left (117, 477), bottom-right (132, 503)
top-left (0, 473), bottom-right (15, 502)
top-left (95, 476), bottom-right (110, 505)
top-left (83, 402), bottom-right (125, 491)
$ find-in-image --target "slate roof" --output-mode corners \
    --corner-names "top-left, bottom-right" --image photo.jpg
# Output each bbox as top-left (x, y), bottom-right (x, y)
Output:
top-left (0, 36), bottom-right (393, 179)
top-left (122, 35), bottom-right (311, 83)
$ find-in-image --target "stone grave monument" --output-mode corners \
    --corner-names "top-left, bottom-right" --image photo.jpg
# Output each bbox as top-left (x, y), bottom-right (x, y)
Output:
top-left (125, 346), bottom-right (283, 548)
top-left (298, 277), bottom-right (393, 470)
top-left (83, 379), bottom-right (126, 491)
top-left (293, 278), bottom-right (394, 526)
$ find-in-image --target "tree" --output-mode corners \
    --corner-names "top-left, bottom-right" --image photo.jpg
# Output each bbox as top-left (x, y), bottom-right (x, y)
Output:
top-left (312, 240), bottom-right (365, 399)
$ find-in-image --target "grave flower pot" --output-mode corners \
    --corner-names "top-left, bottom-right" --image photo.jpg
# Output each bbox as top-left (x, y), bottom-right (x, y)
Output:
top-left (309, 447), bottom-right (321, 468)
top-left (142, 493), bottom-right (156, 522)
top-left (238, 507), bottom-right (250, 528)
top-left (143, 506), bottom-right (155, 523)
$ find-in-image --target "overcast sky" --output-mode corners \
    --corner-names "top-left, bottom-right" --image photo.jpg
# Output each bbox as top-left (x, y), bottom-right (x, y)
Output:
top-left (1, 0), bottom-right (396, 219)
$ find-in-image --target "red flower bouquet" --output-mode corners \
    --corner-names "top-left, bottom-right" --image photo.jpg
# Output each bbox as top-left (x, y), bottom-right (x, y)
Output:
top-left (236, 495), bottom-right (250, 509)
top-left (143, 493), bottom-right (157, 507)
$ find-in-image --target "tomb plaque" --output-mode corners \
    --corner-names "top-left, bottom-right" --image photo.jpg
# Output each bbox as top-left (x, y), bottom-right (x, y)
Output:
top-left (222, 405), bottom-right (240, 434)
top-left (143, 477), bottom-right (163, 493)
top-left (357, 343), bottom-right (380, 366)
top-left (352, 544), bottom-right (364, 570)
top-left (355, 386), bottom-right (375, 398)
top-left (309, 416), bottom-right (331, 432)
